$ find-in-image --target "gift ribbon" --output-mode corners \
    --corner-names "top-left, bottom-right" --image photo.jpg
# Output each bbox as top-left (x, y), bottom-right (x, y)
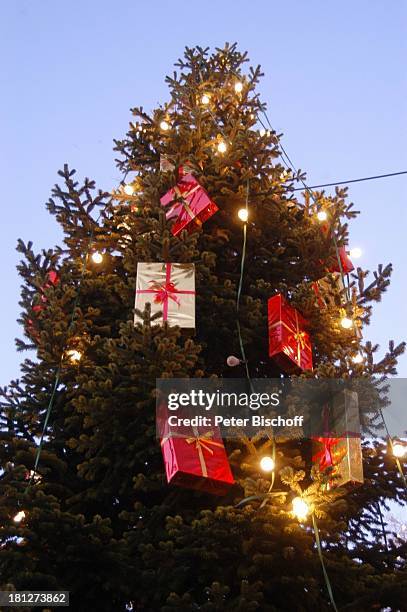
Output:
top-left (269, 311), bottom-right (311, 367)
top-left (165, 183), bottom-right (202, 225)
top-left (289, 312), bottom-right (307, 364)
top-left (136, 263), bottom-right (195, 321)
top-left (161, 427), bottom-right (224, 478)
top-left (313, 404), bottom-right (359, 478)
top-left (312, 436), bottom-right (341, 471)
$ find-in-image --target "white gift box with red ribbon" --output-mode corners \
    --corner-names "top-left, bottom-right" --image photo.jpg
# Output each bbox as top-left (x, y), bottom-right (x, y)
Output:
top-left (134, 262), bottom-right (195, 328)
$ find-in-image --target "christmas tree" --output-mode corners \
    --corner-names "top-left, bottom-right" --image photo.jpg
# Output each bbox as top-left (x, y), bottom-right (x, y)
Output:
top-left (1, 43), bottom-right (406, 611)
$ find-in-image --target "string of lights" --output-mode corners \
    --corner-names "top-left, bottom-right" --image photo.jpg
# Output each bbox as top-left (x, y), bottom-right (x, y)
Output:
top-left (291, 170), bottom-right (407, 191)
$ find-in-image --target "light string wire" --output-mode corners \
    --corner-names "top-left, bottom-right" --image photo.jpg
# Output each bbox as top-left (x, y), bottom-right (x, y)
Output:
top-left (259, 108), bottom-right (352, 299)
top-left (291, 170), bottom-right (407, 191)
top-left (257, 105), bottom-right (407, 487)
top-left (192, 69), bottom-right (255, 385)
top-left (312, 514), bottom-right (339, 612)
top-left (255, 92), bottom-right (400, 604)
top-left (26, 207), bottom-right (109, 490)
top-left (236, 179), bottom-right (251, 383)
top-left (224, 75), bottom-right (340, 609)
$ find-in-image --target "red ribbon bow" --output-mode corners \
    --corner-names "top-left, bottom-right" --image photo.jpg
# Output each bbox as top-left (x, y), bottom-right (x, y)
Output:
top-left (136, 263), bottom-right (195, 321)
top-left (312, 436), bottom-right (341, 471)
top-left (148, 280), bottom-right (181, 307)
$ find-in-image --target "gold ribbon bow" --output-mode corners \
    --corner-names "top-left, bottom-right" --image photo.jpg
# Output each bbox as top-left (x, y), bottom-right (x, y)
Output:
top-left (172, 184), bottom-right (202, 224)
top-left (161, 428), bottom-right (224, 477)
top-left (270, 310), bottom-right (309, 366)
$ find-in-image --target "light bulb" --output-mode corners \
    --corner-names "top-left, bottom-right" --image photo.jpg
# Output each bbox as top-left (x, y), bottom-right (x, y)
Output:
top-left (201, 94), bottom-right (210, 105)
top-left (392, 442), bottom-right (407, 458)
top-left (260, 456), bottom-right (275, 472)
top-left (28, 470), bottom-right (41, 483)
top-left (349, 247), bottom-right (362, 259)
top-left (340, 316), bottom-right (353, 330)
top-left (259, 128), bottom-right (266, 137)
top-left (317, 210), bottom-right (328, 222)
top-left (234, 81), bottom-right (243, 93)
top-left (217, 141), bottom-right (227, 153)
top-left (91, 251), bottom-right (103, 264)
top-left (66, 349), bottom-right (82, 363)
top-left (160, 120), bottom-right (170, 131)
top-left (238, 208), bottom-right (248, 222)
top-left (124, 184), bottom-right (135, 196)
top-left (13, 511), bottom-right (26, 523)
top-left (352, 353), bottom-right (363, 364)
top-left (292, 497), bottom-right (310, 521)
top-left (227, 355), bottom-right (241, 367)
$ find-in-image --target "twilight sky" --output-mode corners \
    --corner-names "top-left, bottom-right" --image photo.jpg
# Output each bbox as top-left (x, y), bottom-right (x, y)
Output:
top-left (1, 1), bottom-right (406, 436)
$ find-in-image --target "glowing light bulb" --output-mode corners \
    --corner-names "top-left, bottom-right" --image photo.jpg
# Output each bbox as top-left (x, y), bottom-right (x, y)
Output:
top-left (352, 353), bottom-right (363, 364)
top-left (160, 120), bottom-right (170, 131)
top-left (238, 208), bottom-right (248, 222)
top-left (392, 442), bottom-right (407, 458)
top-left (28, 470), bottom-right (41, 483)
top-left (234, 81), bottom-right (243, 93)
top-left (217, 141), bottom-right (227, 154)
top-left (201, 94), bottom-right (210, 105)
top-left (66, 349), bottom-right (82, 363)
top-left (91, 251), bottom-right (103, 264)
top-left (349, 247), bottom-right (362, 259)
top-left (260, 456), bottom-right (275, 472)
top-left (14, 511), bottom-right (26, 523)
top-left (317, 210), bottom-right (328, 222)
top-left (292, 497), bottom-right (310, 521)
top-left (124, 184), bottom-right (135, 196)
top-left (340, 316), bottom-right (353, 330)
top-left (259, 128), bottom-right (266, 137)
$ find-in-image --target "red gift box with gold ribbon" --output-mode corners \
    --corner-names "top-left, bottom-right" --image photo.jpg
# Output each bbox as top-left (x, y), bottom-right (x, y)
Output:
top-left (268, 294), bottom-right (313, 374)
top-left (159, 411), bottom-right (234, 495)
top-left (160, 173), bottom-right (218, 236)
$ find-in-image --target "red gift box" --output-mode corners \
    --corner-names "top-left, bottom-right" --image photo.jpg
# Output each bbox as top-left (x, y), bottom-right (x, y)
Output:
top-left (268, 294), bottom-right (313, 373)
top-left (159, 415), bottom-right (234, 495)
top-left (160, 173), bottom-right (218, 236)
top-left (328, 246), bottom-right (354, 274)
top-left (26, 270), bottom-right (59, 339)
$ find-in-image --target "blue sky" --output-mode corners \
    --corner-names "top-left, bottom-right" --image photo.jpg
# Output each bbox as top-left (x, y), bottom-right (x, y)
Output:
top-left (1, 0), bottom-right (406, 412)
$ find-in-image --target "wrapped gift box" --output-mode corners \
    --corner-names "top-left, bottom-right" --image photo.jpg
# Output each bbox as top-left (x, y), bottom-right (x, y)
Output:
top-left (268, 294), bottom-right (313, 373)
top-left (312, 390), bottom-right (363, 488)
top-left (135, 262), bottom-right (195, 328)
top-left (26, 270), bottom-right (59, 340)
top-left (160, 173), bottom-right (218, 236)
top-left (159, 409), bottom-right (234, 495)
